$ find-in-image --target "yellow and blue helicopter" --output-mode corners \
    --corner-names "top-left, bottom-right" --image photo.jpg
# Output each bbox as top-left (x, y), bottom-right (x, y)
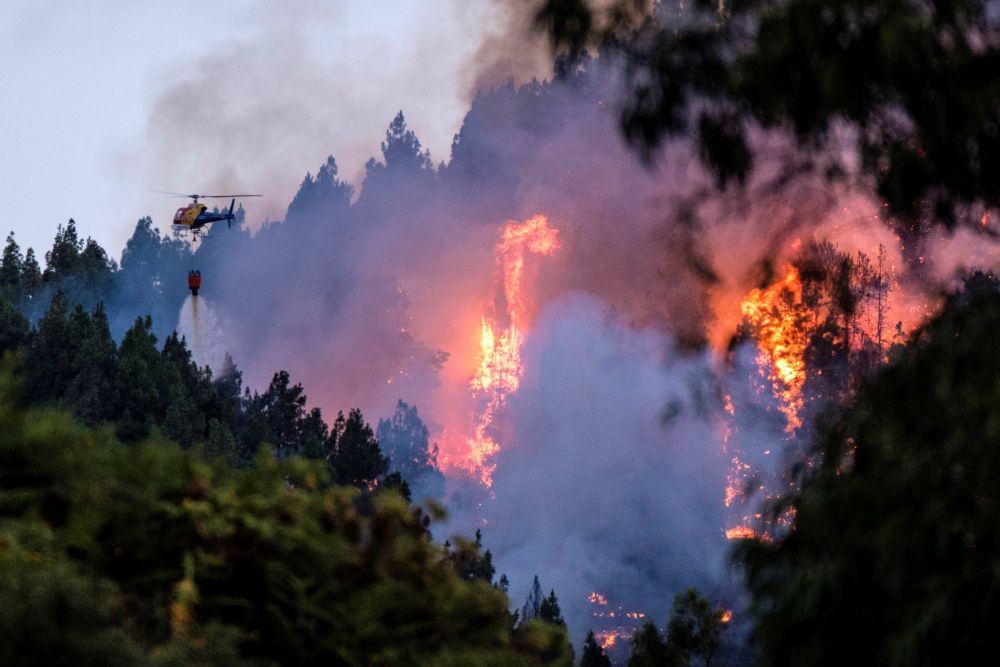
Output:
top-left (162, 192), bottom-right (261, 239)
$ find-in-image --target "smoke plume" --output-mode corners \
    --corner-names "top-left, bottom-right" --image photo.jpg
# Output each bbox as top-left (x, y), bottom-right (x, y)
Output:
top-left (121, 10), bottom-right (1000, 649)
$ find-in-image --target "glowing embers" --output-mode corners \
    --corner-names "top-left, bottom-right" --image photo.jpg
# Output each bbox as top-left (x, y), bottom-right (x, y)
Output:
top-left (724, 526), bottom-right (756, 540)
top-left (723, 265), bottom-right (808, 541)
top-left (588, 591), bottom-right (609, 606)
top-left (595, 630), bottom-right (624, 651)
top-left (588, 590), bottom-right (646, 650)
top-left (740, 266), bottom-right (808, 434)
top-left (462, 214), bottom-right (561, 486)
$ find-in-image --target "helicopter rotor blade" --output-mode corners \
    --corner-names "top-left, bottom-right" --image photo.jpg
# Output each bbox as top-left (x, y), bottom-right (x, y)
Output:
top-left (155, 191), bottom-right (261, 199)
top-left (154, 190), bottom-right (200, 198)
top-left (199, 194), bottom-right (262, 199)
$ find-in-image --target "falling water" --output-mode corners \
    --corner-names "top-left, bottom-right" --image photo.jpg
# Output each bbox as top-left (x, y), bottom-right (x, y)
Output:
top-left (177, 294), bottom-right (228, 372)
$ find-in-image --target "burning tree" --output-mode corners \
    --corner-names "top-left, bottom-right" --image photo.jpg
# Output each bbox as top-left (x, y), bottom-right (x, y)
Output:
top-left (461, 214), bottom-right (561, 485)
top-left (736, 274), bottom-right (1000, 665)
top-left (724, 241), bottom-right (896, 539)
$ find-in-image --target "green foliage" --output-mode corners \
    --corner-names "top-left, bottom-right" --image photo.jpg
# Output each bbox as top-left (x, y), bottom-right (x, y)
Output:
top-left (0, 366), bottom-right (571, 665)
top-left (0, 531), bottom-right (147, 667)
top-left (665, 588), bottom-right (724, 667)
top-left (738, 274), bottom-right (1000, 665)
top-left (327, 408), bottom-right (389, 489)
top-left (23, 291), bottom-right (75, 404)
top-left (114, 316), bottom-right (161, 441)
top-left (0, 289), bottom-right (29, 355)
top-left (0, 232), bottom-right (23, 291)
top-left (205, 418), bottom-right (238, 464)
top-left (539, 590), bottom-right (566, 627)
top-left (247, 370), bottom-right (312, 456)
top-left (521, 574), bottom-right (545, 623)
top-left (114, 217), bottom-right (191, 340)
top-left (449, 529), bottom-right (496, 583)
top-left (43, 219), bottom-right (83, 280)
top-left (20, 248), bottom-right (42, 300)
top-left (515, 575), bottom-right (573, 664)
top-left (64, 302), bottom-right (116, 426)
top-left (624, 587), bottom-right (726, 667)
top-left (628, 621), bottom-right (674, 667)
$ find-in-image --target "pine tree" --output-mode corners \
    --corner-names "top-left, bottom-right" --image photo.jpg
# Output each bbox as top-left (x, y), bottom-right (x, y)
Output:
top-left (328, 409), bottom-right (388, 489)
top-left (628, 621), bottom-right (675, 667)
top-left (0, 290), bottom-right (29, 355)
top-left (298, 407), bottom-right (329, 460)
top-left (21, 248), bottom-right (42, 297)
top-left (286, 155), bottom-right (355, 223)
top-left (205, 418), bottom-right (239, 465)
top-left (160, 332), bottom-right (212, 438)
top-left (581, 630), bottom-right (612, 667)
top-left (65, 302), bottom-right (116, 425)
top-left (115, 316), bottom-right (161, 441)
top-left (0, 232), bottom-right (23, 291)
top-left (44, 219), bottom-right (83, 280)
top-left (212, 353), bottom-right (243, 431)
top-left (449, 529), bottom-right (496, 583)
top-left (115, 217), bottom-right (191, 339)
top-left (380, 472), bottom-right (412, 503)
top-left (520, 575), bottom-right (544, 624)
top-left (377, 399), bottom-right (445, 500)
top-left (256, 370), bottom-right (309, 457)
top-left (161, 367), bottom-right (201, 447)
top-left (24, 291), bottom-right (74, 404)
top-left (378, 111), bottom-right (433, 173)
top-left (665, 588), bottom-right (723, 667)
top-left (539, 589), bottom-right (566, 627)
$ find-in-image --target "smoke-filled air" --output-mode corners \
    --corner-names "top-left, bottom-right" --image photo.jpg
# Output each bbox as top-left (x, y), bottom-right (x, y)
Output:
top-left (5, 1), bottom-right (1000, 664)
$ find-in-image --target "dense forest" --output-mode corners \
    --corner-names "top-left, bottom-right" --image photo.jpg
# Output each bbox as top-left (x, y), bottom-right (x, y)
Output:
top-left (7, 217), bottom-right (1000, 664)
top-left (0, 222), bottom-right (736, 664)
top-left (7, 0), bottom-right (1000, 663)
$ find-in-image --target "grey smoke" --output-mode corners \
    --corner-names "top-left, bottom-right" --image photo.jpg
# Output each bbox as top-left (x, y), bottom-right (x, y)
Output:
top-left (124, 18), bottom-right (946, 652)
top-left (460, 293), bottom-right (731, 639)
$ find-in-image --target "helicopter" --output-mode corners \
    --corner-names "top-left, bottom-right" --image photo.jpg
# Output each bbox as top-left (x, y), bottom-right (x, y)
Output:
top-left (162, 192), bottom-right (261, 239)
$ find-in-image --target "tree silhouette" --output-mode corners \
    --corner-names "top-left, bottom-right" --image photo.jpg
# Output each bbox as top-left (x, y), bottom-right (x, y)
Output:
top-left (665, 588), bottom-right (724, 667)
top-left (738, 273), bottom-right (1000, 664)
top-left (581, 630), bottom-right (611, 667)
top-left (539, 0), bottom-right (1000, 231)
top-left (328, 408), bottom-right (388, 489)
top-left (377, 399), bottom-right (445, 500)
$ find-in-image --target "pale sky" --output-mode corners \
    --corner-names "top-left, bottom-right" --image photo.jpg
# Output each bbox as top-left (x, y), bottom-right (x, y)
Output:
top-left (0, 1), bottom-right (538, 261)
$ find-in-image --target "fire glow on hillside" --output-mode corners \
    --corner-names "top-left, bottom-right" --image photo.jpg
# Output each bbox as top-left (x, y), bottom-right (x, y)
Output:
top-left (456, 214), bottom-right (561, 486)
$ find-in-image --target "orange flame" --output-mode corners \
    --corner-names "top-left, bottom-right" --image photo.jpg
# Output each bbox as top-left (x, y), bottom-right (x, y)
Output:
top-left (725, 526), bottom-right (756, 540)
top-left (462, 214), bottom-right (560, 485)
top-left (721, 610), bottom-right (733, 624)
top-left (596, 631), bottom-right (622, 650)
top-left (589, 591), bottom-right (609, 606)
top-left (723, 267), bottom-right (808, 539)
top-left (740, 266), bottom-right (808, 433)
